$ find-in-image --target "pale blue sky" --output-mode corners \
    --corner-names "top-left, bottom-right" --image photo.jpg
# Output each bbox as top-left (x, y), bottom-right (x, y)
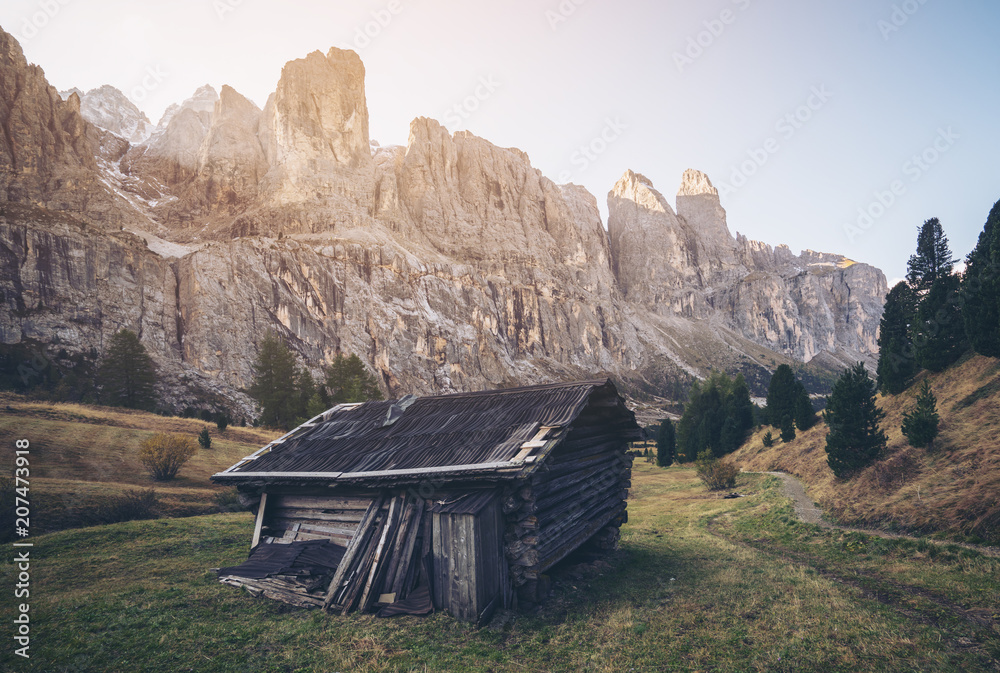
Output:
top-left (2, 0), bottom-right (998, 283)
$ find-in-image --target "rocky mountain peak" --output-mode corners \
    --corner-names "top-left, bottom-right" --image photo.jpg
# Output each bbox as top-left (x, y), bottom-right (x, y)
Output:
top-left (60, 84), bottom-right (154, 144)
top-left (677, 168), bottom-right (719, 197)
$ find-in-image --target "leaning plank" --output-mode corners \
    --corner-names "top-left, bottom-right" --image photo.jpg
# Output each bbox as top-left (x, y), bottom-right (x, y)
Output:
top-left (390, 498), bottom-right (425, 599)
top-left (358, 495), bottom-right (403, 613)
top-left (250, 492), bottom-right (268, 548)
top-left (381, 497), bottom-right (417, 595)
top-left (340, 510), bottom-right (389, 615)
top-left (321, 494), bottom-right (384, 612)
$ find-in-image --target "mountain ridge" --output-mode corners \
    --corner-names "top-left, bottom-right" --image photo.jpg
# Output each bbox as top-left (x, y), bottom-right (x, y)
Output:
top-left (0, 26), bottom-right (885, 418)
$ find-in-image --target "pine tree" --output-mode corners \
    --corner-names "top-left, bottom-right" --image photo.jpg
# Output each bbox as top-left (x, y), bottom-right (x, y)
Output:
top-left (823, 363), bottom-right (887, 478)
top-left (901, 380), bottom-right (940, 449)
top-left (762, 431), bottom-right (774, 448)
top-left (913, 274), bottom-right (968, 371)
top-left (731, 374), bottom-right (756, 436)
top-left (247, 331), bottom-right (300, 430)
top-left (324, 353), bottom-right (383, 404)
top-left (779, 415), bottom-right (796, 442)
top-left (97, 329), bottom-right (158, 410)
top-left (877, 282), bottom-right (918, 394)
top-left (906, 217), bottom-right (954, 295)
top-left (962, 200), bottom-right (1000, 357)
top-left (765, 364), bottom-right (799, 427)
top-left (198, 427), bottom-right (212, 450)
top-left (656, 419), bottom-right (676, 467)
top-left (794, 389), bottom-right (816, 431)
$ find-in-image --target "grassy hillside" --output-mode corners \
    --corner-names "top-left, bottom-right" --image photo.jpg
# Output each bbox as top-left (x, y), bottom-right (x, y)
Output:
top-left (1, 463), bottom-right (997, 671)
top-left (0, 393), bottom-right (280, 532)
top-left (730, 354), bottom-right (1000, 545)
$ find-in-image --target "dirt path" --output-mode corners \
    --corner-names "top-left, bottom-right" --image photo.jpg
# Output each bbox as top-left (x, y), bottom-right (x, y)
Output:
top-left (754, 471), bottom-right (1000, 558)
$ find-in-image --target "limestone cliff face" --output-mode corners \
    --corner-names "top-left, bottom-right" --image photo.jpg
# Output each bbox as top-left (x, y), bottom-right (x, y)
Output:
top-left (0, 28), bottom-right (886, 414)
top-left (608, 170), bottom-right (886, 362)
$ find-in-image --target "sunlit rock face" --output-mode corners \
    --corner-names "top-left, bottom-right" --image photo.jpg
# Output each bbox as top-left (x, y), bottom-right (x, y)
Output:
top-left (0, 26), bottom-right (885, 414)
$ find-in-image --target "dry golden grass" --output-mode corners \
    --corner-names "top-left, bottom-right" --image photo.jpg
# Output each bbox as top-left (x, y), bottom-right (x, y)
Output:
top-left (731, 354), bottom-right (1000, 543)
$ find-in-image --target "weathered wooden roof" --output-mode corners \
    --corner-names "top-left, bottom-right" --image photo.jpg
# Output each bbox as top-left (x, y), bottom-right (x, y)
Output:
top-left (212, 379), bottom-right (639, 485)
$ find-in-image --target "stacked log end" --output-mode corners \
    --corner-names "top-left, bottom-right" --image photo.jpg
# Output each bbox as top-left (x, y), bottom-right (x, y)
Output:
top-left (503, 413), bottom-right (634, 599)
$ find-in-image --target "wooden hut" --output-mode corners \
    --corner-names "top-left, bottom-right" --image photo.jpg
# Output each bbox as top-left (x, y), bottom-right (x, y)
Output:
top-left (211, 379), bottom-right (641, 624)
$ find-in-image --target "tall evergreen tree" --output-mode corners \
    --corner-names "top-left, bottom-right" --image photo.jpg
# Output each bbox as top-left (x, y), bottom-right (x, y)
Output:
top-left (656, 419), bottom-right (676, 467)
top-left (901, 380), bottom-right (940, 449)
top-left (906, 217), bottom-right (955, 295)
top-left (962, 199), bottom-right (1000, 357)
top-left (676, 371), bottom-right (755, 460)
top-left (823, 363), bottom-right (887, 478)
top-left (877, 282), bottom-right (918, 394)
top-left (97, 329), bottom-right (158, 410)
top-left (765, 364), bottom-right (799, 427)
top-left (913, 273), bottom-right (968, 371)
top-left (779, 415), bottom-right (796, 443)
top-left (324, 353), bottom-right (383, 404)
top-left (248, 331), bottom-right (300, 430)
top-left (794, 390), bottom-right (816, 431)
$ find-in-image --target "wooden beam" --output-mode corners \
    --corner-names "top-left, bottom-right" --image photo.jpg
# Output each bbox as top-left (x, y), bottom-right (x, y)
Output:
top-left (250, 492), bottom-right (268, 549)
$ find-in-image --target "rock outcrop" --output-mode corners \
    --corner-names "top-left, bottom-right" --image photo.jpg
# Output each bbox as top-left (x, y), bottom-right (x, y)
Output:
top-left (0, 26), bottom-right (886, 416)
top-left (608, 169), bottom-right (886, 362)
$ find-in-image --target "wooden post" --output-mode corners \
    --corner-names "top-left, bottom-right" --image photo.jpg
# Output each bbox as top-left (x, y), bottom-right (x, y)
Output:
top-left (251, 492), bottom-right (268, 549)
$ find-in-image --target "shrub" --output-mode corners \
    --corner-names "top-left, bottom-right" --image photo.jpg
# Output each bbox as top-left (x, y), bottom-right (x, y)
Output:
top-left (695, 450), bottom-right (739, 491)
top-left (139, 433), bottom-right (198, 481)
top-left (762, 431), bottom-right (774, 448)
top-left (198, 427), bottom-right (212, 450)
top-left (94, 489), bottom-right (159, 524)
top-left (215, 413), bottom-right (230, 432)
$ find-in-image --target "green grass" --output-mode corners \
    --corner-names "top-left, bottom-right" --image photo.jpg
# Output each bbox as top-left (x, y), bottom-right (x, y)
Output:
top-left (1, 464), bottom-right (997, 672)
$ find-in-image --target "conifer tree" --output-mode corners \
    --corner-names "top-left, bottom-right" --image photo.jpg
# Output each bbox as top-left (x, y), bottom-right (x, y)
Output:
top-left (765, 364), bottom-right (799, 427)
top-left (656, 419), bottom-right (676, 467)
top-left (97, 329), bottom-right (158, 410)
top-left (324, 353), bottom-right (383, 404)
top-left (779, 415), bottom-right (796, 443)
top-left (248, 331), bottom-right (300, 430)
top-left (877, 282), bottom-right (918, 394)
top-left (906, 217), bottom-right (954, 295)
top-left (823, 363), bottom-right (887, 478)
top-left (913, 274), bottom-right (968, 371)
top-left (962, 200), bottom-right (1000, 357)
top-left (901, 380), bottom-right (940, 449)
top-left (794, 390), bottom-right (816, 431)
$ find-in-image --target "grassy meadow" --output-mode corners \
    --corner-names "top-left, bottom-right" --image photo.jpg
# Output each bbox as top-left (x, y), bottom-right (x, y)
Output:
top-left (0, 393), bottom-right (280, 532)
top-left (1, 457), bottom-right (997, 672)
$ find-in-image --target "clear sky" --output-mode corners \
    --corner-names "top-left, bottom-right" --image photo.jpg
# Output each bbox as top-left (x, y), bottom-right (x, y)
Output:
top-left (2, 0), bottom-right (998, 283)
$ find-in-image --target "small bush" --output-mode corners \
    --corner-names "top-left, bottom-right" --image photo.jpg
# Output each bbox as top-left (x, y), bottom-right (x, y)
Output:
top-left (139, 433), bottom-right (198, 481)
top-left (198, 427), bottom-right (212, 450)
top-left (695, 450), bottom-right (739, 491)
top-left (762, 431), bottom-right (774, 448)
top-left (94, 489), bottom-right (159, 524)
top-left (215, 413), bottom-right (230, 432)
